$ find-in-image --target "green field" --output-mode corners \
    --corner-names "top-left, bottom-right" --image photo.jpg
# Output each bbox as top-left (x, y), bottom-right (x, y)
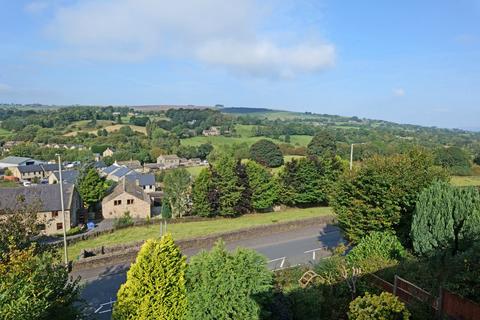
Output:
top-left (185, 166), bottom-right (205, 178)
top-left (451, 176), bottom-right (480, 187)
top-left (68, 206), bottom-right (333, 259)
top-left (0, 127), bottom-right (12, 137)
top-left (181, 134), bottom-right (311, 149)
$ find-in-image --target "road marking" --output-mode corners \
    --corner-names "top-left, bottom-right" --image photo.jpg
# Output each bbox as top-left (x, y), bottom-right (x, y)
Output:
top-left (94, 299), bottom-right (116, 314)
top-left (268, 257), bottom-right (286, 270)
top-left (304, 247), bottom-right (325, 260)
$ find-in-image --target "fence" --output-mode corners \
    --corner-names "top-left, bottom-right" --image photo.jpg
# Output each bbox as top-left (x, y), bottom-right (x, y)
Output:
top-left (369, 274), bottom-right (480, 320)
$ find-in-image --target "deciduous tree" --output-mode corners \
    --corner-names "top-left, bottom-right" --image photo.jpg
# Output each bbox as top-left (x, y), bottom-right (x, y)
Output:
top-left (249, 139), bottom-right (284, 168)
top-left (163, 169), bottom-right (192, 218)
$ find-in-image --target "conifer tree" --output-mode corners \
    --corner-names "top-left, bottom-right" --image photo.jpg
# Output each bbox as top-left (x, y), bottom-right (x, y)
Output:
top-left (213, 153), bottom-right (244, 216)
top-left (411, 181), bottom-right (480, 256)
top-left (113, 235), bottom-right (187, 320)
top-left (245, 161), bottom-right (279, 211)
top-left (192, 168), bottom-right (213, 216)
top-left (77, 167), bottom-right (109, 209)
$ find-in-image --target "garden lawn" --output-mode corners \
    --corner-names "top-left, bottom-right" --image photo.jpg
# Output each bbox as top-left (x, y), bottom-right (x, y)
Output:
top-left (451, 175), bottom-right (480, 187)
top-left (68, 206), bottom-right (333, 259)
top-left (185, 166), bottom-right (205, 178)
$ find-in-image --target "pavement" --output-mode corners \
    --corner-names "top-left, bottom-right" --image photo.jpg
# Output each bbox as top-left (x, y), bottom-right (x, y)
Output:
top-left (74, 223), bottom-right (343, 319)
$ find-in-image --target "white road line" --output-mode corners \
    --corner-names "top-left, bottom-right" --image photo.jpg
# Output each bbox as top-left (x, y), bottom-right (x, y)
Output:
top-left (94, 300), bottom-right (116, 314)
top-left (268, 257), bottom-right (286, 270)
top-left (304, 247), bottom-right (325, 260)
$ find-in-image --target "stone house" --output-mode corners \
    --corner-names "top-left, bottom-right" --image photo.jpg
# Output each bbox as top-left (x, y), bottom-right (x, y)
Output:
top-left (0, 156), bottom-right (38, 169)
top-left (103, 147), bottom-right (115, 157)
top-left (0, 183), bottom-right (81, 235)
top-left (101, 179), bottom-right (151, 219)
top-left (48, 170), bottom-right (79, 185)
top-left (10, 163), bottom-right (59, 181)
top-left (156, 155), bottom-right (180, 168)
top-left (202, 126), bottom-right (221, 136)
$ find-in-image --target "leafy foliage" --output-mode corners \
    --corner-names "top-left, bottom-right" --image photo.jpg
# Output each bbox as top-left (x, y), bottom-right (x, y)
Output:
top-left (212, 154), bottom-right (245, 216)
top-left (245, 161), bottom-right (279, 211)
top-left (163, 169), bottom-right (192, 218)
top-left (434, 146), bottom-right (472, 176)
top-left (113, 211), bottom-right (134, 229)
top-left (333, 149), bottom-right (449, 244)
top-left (411, 181), bottom-right (480, 256)
top-left (191, 168), bottom-right (213, 216)
top-left (348, 292), bottom-right (410, 320)
top-left (0, 244), bottom-right (81, 320)
top-left (249, 139), bottom-right (284, 168)
top-left (279, 156), bottom-right (343, 206)
top-left (307, 130), bottom-right (337, 158)
top-left (186, 241), bottom-right (272, 320)
top-left (113, 235), bottom-right (187, 320)
top-left (77, 167), bottom-right (109, 209)
top-left (347, 231), bottom-right (406, 264)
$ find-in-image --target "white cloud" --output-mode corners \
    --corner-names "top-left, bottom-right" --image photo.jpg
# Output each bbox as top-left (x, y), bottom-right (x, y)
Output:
top-left (392, 88), bottom-right (405, 97)
top-left (44, 0), bottom-right (335, 78)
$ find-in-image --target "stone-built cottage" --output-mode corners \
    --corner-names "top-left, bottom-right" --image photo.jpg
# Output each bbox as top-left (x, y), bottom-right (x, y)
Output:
top-left (10, 163), bottom-right (59, 181)
top-left (202, 126), bottom-right (221, 136)
top-left (156, 154), bottom-right (180, 168)
top-left (102, 147), bottom-right (115, 157)
top-left (0, 156), bottom-right (39, 169)
top-left (101, 179), bottom-right (151, 219)
top-left (48, 170), bottom-right (79, 185)
top-left (0, 183), bottom-right (81, 235)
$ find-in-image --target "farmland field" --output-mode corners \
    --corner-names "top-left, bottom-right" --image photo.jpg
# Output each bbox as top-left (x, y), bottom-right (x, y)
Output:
top-left (451, 176), bottom-right (480, 187)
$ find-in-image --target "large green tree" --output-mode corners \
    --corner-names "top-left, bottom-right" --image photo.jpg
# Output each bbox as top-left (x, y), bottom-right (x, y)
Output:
top-left (333, 149), bottom-right (449, 244)
top-left (411, 181), bottom-right (480, 256)
top-left (191, 168), bottom-right (213, 217)
top-left (113, 235), bottom-right (187, 320)
top-left (186, 241), bottom-right (272, 320)
top-left (434, 146), bottom-right (472, 176)
top-left (279, 156), bottom-right (342, 206)
top-left (0, 244), bottom-right (80, 320)
top-left (245, 161), bottom-right (279, 211)
top-left (212, 154), bottom-right (244, 216)
top-left (307, 130), bottom-right (337, 158)
top-left (77, 167), bottom-right (109, 209)
top-left (163, 169), bottom-right (192, 218)
top-left (249, 139), bottom-right (284, 168)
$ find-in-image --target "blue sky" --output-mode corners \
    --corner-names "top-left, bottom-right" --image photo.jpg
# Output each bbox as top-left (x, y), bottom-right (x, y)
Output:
top-left (0, 0), bottom-right (479, 129)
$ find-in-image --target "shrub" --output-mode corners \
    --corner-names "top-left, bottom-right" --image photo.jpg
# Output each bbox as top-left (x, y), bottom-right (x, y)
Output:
top-left (307, 130), bottom-right (337, 158)
top-left (348, 292), bottom-right (410, 320)
top-left (333, 149), bottom-right (449, 244)
top-left (113, 211), bottom-right (134, 229)
top-left (113, 235), bottom-right (187, 320)
top-left (65, 226), bottom-right (85, 236)
top-left (186, 241), bottom-right (273, 320)
top-left (411, 181), bottom-right (480, 256)
top-left (249, 139), bottom-right (284, 168)
top-left (347, 231), bottom-right (406, 265)
top-left (161, 203), bottom-right (172, 219)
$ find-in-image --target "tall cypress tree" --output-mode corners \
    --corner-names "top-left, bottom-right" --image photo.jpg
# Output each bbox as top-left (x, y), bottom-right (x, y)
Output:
top-left (411, 181), bottom-right (480, 256)
top-left (192, 168), bottom-right (213, 217)
top-left (113, 235), bottom-right (187, 320)
top-left (212, 154), bottom-right (244, 216)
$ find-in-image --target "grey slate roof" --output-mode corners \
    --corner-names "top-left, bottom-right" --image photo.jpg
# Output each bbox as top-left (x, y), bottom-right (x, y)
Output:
top-left (17, 163), bottom-right (59, 173)
top-left (51, 170), bottom-right (79, 184)
top-left (111, 167), bottom-right (131, 178)
top-left (0, 183), bottom-right (75, 213)
top-left (125, 173), bottom-right (155, 186)
top-left (102, 164), bottom-right (121, 175)
top-left (93, 161), bottom-right (107, 169)
top-left (0, 156), bottom-right (33, 165)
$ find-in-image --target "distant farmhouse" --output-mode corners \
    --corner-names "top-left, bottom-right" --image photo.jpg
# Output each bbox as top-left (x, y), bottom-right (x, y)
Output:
top-left (102, 147), bottom-right (115, 157)
top-left (0, 184), bottom-right (81, 235)
top-left (156, 154), bottom-right (180, 168)
top-left (202, 126), bottom-right (221, 136)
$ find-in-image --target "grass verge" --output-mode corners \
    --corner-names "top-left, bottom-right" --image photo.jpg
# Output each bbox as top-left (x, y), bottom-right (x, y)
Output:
top-left (68, 206), bottom-right (333, 259)
top-left (451, 175), bottom-right (480, 187)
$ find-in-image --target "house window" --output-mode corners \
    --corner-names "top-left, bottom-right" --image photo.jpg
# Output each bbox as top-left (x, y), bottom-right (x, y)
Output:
top-left (56, 223), bottom-right (63, 230)
top-left (127, 199), bottom-right (134, 205)
top-left (114, 200), bottom-right (122, 206)
top-left (37, 224), bottom-right (46, 231)
top-left (52, 211), bottom-right (59, 218)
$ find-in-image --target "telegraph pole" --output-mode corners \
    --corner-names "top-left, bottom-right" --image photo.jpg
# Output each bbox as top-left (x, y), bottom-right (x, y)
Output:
top-left (57, 154), bottom-right (68, 267)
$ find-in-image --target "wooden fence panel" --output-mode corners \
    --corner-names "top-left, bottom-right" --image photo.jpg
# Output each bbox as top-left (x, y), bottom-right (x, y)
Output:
top-left (441, 290), bottom-right (480, 320)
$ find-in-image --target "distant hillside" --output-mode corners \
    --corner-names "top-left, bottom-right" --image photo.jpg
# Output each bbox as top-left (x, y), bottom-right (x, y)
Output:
top-left (222, 107), bottom-right (275, 114)
top-left (133, 104), bottom-right (212, 111)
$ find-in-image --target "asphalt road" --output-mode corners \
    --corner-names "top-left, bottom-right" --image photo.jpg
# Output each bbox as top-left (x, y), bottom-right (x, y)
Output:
top-left (75, 224), bottom-right (343, 319)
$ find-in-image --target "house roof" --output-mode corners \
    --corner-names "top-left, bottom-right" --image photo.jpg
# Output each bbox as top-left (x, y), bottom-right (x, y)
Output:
top-left (116, 160), bottom-right (142, 170)
top-left (102, 179), bottom-right (150, 204)
top-left (157, 154), bottom-right (179, 160)
top-left (0, 183), bottom-right (75, 213)
top-left (0, 156), bottom-right (33, 165)
top-left (111, 166), bottom-right (131, 178)
top-left (125, 173), bottom-right (155, 186)
top-left (17, 163), bottom-right (59, 174)
top-left (102, 164), bottom-right (121, 175)
top-left (93, 161), bottom-right (107, 169)
top-left (51, 170), bottom-right (79, 184)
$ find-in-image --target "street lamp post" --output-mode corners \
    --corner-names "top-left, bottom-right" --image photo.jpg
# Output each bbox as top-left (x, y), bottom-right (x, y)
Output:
top-left (350, 143), bottom-right (367, 171)
top-left (57, 154), bottom-right (68, 267)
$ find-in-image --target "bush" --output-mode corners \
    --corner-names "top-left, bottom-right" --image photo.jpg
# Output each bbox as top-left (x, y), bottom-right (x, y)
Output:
top-left (113, 235), bottom-right (187, 320)
top-left (113, 212), bottom-right (134, 229)
top-left (65, 226), bottom-right (85, 236)
top-left (348, 292), bottom-right (410, 320)
top-left (161, 202), bottom-right (172, 219)
top-left (249, 139), bottom-right (284, 168)
top-left (186, 241), bottom-right (272, 320)
top-left (347, 231), bottom-right (406, 265)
